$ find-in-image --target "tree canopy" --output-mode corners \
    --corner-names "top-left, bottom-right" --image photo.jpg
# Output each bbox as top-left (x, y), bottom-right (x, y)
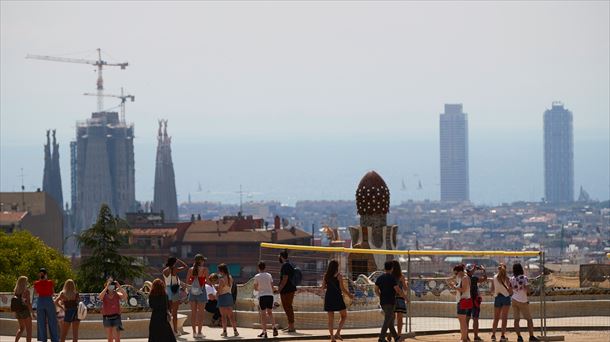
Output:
top-left (0, 230), bottom-right (75, 292)
top-left (77, 204), bottom-right (145, 292)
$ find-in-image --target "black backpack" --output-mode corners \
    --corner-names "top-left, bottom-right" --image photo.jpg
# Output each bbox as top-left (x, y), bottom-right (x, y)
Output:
top-left (289, 262), bottom-right (303, 287)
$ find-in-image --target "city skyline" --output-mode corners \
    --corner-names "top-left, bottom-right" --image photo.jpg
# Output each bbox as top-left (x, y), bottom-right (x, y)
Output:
top-left (1, 1), bottom-right (608, 205)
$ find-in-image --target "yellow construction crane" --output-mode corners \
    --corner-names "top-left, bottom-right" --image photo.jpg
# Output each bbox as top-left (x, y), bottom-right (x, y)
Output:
top-left (26, 48), bottom-right (128, 112)
top-left (83, 87), bottom-right (134, 124)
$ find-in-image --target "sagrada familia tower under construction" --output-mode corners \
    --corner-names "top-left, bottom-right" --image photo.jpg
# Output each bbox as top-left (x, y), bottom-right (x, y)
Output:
top-left (42, 129), bottom-right (64, 209)
top-left (152, 120), bottom-right (178, 222)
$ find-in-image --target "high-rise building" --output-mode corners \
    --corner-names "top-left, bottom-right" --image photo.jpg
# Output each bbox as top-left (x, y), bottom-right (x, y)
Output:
top-left (72, 111), bottom-right (135, 231)
top-left (42, 130), bottom-right (63, 209)
top-left (544, 102), bottom-right (574, 203)
top-left (152, 120), bottom-right (178, 222)
top-left (439, 104), bottom-right (470, 202)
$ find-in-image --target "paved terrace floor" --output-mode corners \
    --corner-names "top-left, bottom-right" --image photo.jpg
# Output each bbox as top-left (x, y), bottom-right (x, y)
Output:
top-left (1, 317), bottom-right (607, 342)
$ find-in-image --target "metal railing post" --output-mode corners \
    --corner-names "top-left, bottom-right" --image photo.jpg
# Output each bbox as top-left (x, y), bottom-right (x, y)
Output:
top-left (407, 252), bottom-right (412, 334)
top-left (539, 250), bottom-right (546, 337)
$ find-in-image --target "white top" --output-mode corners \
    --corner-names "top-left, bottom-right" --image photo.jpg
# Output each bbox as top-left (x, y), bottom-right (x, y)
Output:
top-left (455, 275), bottom-right (471, 302)
top-left (205, 284), bottom-right (216, 298)
top-left (510, 275), bottom-right (528, 303)
top-left (493, 274), bottom-right (511, 297)
top-left (163, 273), bottom-right (179, 288)
top-left (253, 272), bottom-right (274, 297)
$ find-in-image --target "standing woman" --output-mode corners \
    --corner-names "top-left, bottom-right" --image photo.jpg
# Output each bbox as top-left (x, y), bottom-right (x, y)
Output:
top-left (99, 278), bottom-right (127, 342)
top-left (322, 259), bottom-right (354, 342)
top-left (391, 260), bottom-right (409, 339)
top-left (186, 254), bottom-right (208, 338)
top-left (491, 264), bottom-right (512, 342)
top-left (162, 256), bottom-right (187, 336)
top-left (450, 264), bottom-right (471, 342)
top-left (33, 268), bottom-right (59, 342)
top-left (217, 263), bottom-right (239, 337)
top-left (54, 279), bottom-right (81, 342)
top-left (148, 278), bottom-right (177, 342)
top-left (13, 276), bottom-right (33, 342)
top-left (510, 263), bottom-right (539, 342)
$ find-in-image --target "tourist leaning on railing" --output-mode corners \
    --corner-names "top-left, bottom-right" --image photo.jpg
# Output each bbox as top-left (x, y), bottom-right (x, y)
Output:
top-left (510, 263), bottom-right (539, 342)
top-left (99, 278), bottom-right (127, 342)
top-left (450, 264), bottom-right (472, 342)
top-left (12, 276), bottom-right (33, 342)
top-left (217, 263), bottom-right (239, 337)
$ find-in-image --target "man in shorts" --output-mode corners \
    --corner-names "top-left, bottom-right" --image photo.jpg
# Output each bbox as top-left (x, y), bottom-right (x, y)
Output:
top-left (254, 261), bottom-right (278, 338)
top-left (465, 264), bottom-right (487, 342)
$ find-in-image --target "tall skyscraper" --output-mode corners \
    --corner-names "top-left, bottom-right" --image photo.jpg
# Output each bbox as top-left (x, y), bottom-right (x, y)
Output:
top-left (42, 129), bottom-right (63, 208)
top-left (152, 120), bottom-right (178, 222)
top-left (439, 104), bottom-right (470, 202)
top-left (544, 102), bottom-right (574, 203)
top-left (72, 111), bottom-right (135, 230)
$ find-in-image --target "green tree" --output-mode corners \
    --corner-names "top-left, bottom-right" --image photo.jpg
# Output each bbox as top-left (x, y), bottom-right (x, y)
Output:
top-left (77, 204), bottom-right (145, 292)
top-left (0, 230), bottom-right (74, 292)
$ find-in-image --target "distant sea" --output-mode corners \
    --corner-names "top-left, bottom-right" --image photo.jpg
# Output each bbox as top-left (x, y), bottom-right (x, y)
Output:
top-left (1, 137), bottom-right (608, 206)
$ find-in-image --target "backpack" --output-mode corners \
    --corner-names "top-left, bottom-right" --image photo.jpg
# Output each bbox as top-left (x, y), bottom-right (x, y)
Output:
top-left (10, 295), bottom-right (25, 312)
top-left (289, 263), bottom-right (303, 287)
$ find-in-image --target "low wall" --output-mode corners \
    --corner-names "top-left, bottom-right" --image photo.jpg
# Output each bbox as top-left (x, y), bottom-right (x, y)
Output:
top-left (0, 313), bottom-right (186, 339)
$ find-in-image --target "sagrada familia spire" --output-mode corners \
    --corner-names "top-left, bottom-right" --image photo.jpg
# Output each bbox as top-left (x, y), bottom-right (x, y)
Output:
top-left (42, 129), bottom-right (64, 209)
top-left (153, 120), bottom-right (178, 222)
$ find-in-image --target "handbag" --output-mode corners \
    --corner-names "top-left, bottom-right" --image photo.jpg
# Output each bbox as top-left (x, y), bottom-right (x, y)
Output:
top-left (395, 297), bottom-right (407, 311)
top-left (10, 296), bottom-right (26, 312)
top-left (77, 301), bottom-right (87, 320)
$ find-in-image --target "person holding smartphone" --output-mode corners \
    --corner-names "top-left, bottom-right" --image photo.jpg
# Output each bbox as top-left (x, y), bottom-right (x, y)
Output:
top-left (99, 278), bottom-right (127, 342)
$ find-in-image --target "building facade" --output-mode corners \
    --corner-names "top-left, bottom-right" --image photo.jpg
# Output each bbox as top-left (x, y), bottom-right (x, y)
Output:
top-left (544, 102), bottom-right (574, 203)
top-left (72, 111), bottom-right (136, 231)
top-left (152, 120), bottom-right (178, 222)
top-left (0, 191), bottom-right (64, 252)
top-left (439, 104), bottom-right (470, 202)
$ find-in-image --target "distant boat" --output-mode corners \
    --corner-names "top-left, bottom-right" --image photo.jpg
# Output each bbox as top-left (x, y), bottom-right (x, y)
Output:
top-left (417, 180), bottom-right (423, 190)
top-left (197, 182), bottom-right (203, 192)
top-left (401, 178), bottom-right (407, 191)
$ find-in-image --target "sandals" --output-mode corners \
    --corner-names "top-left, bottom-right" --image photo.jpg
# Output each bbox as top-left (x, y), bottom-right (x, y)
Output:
top-left (334, 334), bottom-right (344, 341)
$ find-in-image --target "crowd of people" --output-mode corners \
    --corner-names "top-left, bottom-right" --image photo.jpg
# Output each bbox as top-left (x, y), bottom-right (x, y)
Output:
top-left (10, 252), bottom-right (539, 342)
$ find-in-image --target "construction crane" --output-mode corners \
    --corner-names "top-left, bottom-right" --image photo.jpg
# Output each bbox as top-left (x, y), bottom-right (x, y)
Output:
top-left (83, 87), bottom-right (135, 123)
top-left (26, 48), bottom-right (128, 112)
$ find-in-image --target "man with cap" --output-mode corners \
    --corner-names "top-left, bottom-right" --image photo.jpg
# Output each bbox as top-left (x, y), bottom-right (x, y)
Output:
top-left (34, 268), bottom-right (59, 342)
top-left (465, 263), bottom-right (487, 342)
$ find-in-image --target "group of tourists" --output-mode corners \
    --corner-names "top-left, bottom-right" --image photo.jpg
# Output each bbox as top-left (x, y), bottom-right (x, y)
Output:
top-left (11, 253), bottom-right (540, 342)
top-left (451, 262), bottom-right (539, 342)
top-left (11, 268), bottom-right (86, 342)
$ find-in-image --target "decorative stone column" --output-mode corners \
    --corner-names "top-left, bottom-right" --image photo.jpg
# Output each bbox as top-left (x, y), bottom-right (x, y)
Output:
top-left (348, 171), bottom-right (398, 277)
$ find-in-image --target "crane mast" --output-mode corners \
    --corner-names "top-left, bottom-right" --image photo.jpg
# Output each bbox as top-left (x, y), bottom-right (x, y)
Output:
top-left (26, 48), bottom-right (128, 112)
top-left (83, 87), bottom-right (135, 123)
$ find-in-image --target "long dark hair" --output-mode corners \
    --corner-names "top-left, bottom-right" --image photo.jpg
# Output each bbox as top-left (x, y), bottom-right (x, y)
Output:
top-left (324, 260), bottom-right (339, 284)
top-left (391, 260), bottom-right (402, 279)
top-left (513, 263), bottom-right (524, 276)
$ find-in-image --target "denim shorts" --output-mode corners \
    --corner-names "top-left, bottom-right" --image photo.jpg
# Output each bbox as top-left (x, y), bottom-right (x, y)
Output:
top-left (217, 293), bottom-right (234, 308)
top-left (166, 287), bottom-right (181, 302)
top-left (102, 314), bottom-right (123, 330)
top-left (64, 307), bottom-right (79, 322)
top-left (494, 294), bottom-right (511, 307)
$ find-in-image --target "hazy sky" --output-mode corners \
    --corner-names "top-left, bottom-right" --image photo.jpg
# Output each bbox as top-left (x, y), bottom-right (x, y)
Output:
top-left (1, 1), bottom-right (609, 205)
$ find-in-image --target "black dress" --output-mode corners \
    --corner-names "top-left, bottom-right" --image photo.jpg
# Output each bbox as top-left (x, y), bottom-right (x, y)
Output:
top-left (324, 275), bottom-right (347, 312)
top-left (148, 295), bottom-right (177, 342)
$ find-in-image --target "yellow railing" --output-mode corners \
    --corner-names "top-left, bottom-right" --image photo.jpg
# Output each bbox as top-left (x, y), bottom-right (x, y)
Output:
top-left (260, 242), bottom-right (541, 257)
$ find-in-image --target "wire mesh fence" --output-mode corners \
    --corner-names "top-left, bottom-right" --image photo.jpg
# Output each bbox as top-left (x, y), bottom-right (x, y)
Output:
top-left (258, 243), bottom-right (610, 336)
